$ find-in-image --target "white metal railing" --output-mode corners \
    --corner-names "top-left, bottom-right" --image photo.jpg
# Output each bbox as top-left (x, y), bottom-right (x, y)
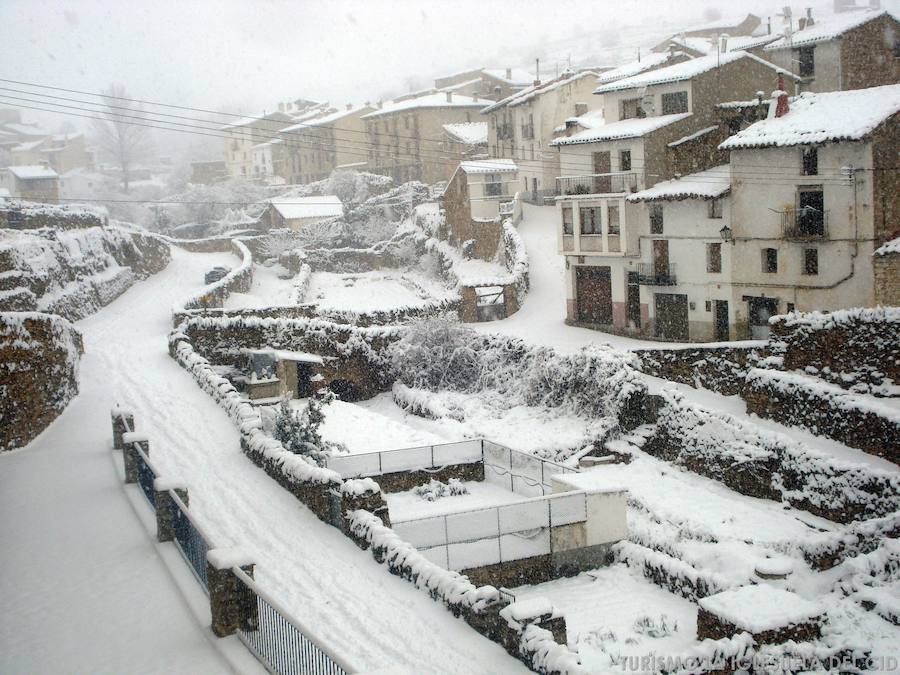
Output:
top-left (556, 171), bottom-right (638, 195)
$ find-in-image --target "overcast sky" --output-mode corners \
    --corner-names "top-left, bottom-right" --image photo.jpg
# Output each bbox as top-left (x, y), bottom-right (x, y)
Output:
top-left (1, 1), bottom-right (795, 114)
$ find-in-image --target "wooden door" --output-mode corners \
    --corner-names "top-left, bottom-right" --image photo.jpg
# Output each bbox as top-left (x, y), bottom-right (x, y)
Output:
top-left (652, 240), bottom-right (669, 275)
top-left (714, 300), bottom-right (729, 341)
top-left (654, 293), bottom-right (689, 341)
top-left (592, 151), bottom-right (611, 192)
top-left (576, 267), bottom-right (613, 324)
top-left (627, 272), bottom-right (641, 328)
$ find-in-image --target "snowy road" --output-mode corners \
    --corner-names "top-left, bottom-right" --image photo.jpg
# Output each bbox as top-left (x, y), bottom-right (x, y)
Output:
top-left (1, 247), bottom-right (526, 673)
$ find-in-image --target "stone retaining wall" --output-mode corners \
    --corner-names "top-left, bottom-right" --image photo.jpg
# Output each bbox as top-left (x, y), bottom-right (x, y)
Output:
top-left (634, 343), bottom-right (765, 396)
top-left (0, 202), bottom-right (106, 229)
top-left (1, 312), bottom-right (83, 450)
top-left (744, 369), bottom-right (900, 464)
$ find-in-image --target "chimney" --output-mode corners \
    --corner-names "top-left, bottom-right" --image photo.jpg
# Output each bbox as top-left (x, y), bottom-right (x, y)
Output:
top-left (769, 71), bottom-right (790, 119)
top-left (494, 85), bottom-right (502, 101)
top-left (668, 43), bottom-right (677, 58)
top-left (506, 67), bottom-right (512, 80)
top-left (805, 8), bottom-right (814, 26)
top-left (719, 33), bottom-right (729, 53)
top-left (534, 58), bottom-right (541, 87)
top-left (377, 100), bottom-right (383, 109)
top-left (446, 91), bottom-right (453, 103)
top-left (278, 102), bottom-right (285, 112)
top-left (346, 103), bottom-right (352, 111)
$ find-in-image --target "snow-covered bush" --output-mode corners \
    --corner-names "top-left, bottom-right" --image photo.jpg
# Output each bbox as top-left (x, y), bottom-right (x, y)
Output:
top-left (272, 392), bottom-right (339, 466)
top-left (413, 478), bottom-right (469, 501)
top-left (390, 317), bottom-right (481, 392)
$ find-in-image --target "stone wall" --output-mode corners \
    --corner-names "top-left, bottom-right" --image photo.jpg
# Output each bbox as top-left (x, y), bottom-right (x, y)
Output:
top-left (181, 239), bottom-right (253, 311)
top-left (0, 201), bottom-right (106, 230)
top-left (874, 252), bottom-right (900, 308)
top-left (1, 312), bottom-right (82, 451)
top-left (744, 369), bottom-right (900, 464)
top-left (634, 343), bottom-right (765, 396)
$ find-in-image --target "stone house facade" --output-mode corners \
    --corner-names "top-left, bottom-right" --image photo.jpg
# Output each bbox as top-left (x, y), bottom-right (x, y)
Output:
top-left (11, 134), bottom-right (93, 174)
top-left (481, 69), bottom-right (599, 200)
top-left (260, 195), bottom-right (343, 231)
top-left (0, 165), bottom-right (60, 203)
top-left (763, 9), bottom-right (900, 93)
top-left (720, 84), bottom-right (899, 338)
top-left (434, 67), bottom-right (534, 102)
top-left (441, 159), bottom-right (517, 261)
top-left (221, 111), bottom-right (294, 179)
top-left (874, 239), bottom-right (900, 306)
top-left (362, 92), bottom-right (492, 185)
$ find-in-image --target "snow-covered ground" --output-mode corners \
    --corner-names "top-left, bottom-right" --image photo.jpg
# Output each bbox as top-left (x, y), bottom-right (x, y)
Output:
top-left (224, 262), bottom-right (297, 310)
top-left (306, 270), bottom-right (453, 313)
top-left (3, 247), bottom-right (526, 674)
top-left (387, 480), bottom-right (524, 521)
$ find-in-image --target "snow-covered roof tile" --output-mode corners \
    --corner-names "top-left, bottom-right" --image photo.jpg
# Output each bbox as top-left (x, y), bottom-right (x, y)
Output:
top-left (481, 70), bottom-right (597, 114)
top-left (627, 165), bottom-right (730, 202)
top-left (11, 139), bottom-right (45, 152)
top-left (361, 92), bottom-right (492, 119)
top-left (7, 165), bottom-right (58, 179)
top-left (667, 124), bottom-right (718, 147)
top-left (596, 52), bottom-right (681, 85)
top-left (269, 195), bottom-right (343, 220)
top-left (280, 105), bottom-right (371, 132)
top-left (459, 158), bottom-right (517, 174)
top-left (483, 68), bottom-right (535, 85)
top-left (551, 112), bottom-right (691, 146)
top-left (725, 33), bottom-right (781, 51)
top-left (593, 51), bottom-right (796, 94)
top-left (764, 9), bottom-right (897, 50)
top-left (719, 84), bottom-right (900, 150)
top-left (874, 237), bottom-right (900, 257)
top-left (553, 108), bottom-right (606, 133)
top-left (443, 122), bottom-right (488, 145)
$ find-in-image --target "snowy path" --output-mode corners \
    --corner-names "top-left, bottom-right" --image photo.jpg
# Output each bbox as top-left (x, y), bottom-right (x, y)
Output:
top-left (0, 251), bottom-right (236, 674)
top-left (6, 247), bottom-right (525, 673)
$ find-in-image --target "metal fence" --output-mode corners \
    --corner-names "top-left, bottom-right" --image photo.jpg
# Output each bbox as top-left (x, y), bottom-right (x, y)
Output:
top-left (392, 490), bottom-right (588, 571)
top-left (170, 490), bottom-right (211, 592)
top-left (326, 439), bottom-right (484, 478)
top-left (235, 567), bottom-right (352, 675)
top-left (135, 447), bottom-right (157, 508)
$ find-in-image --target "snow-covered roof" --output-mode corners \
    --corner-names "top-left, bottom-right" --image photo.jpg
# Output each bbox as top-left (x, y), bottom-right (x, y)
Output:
top-left (596, 52), bottom-right (685, 85)
top-left (443, 122), bottom-right (488, 145)
top-left (874, 237), bottom-right (900, 257)
top-left (0, 187), bottom-right (10, 199)
top-left (627, 165), bottom-right (730, 202)
top-left (1, 122), bottom-right (48, 136)
top-left (6, 165), bottom-right (58, 179)
top-left (551, 112), bottom-right (691, 146)
top-left (459, 158), bottom-right (517, 174)
top-left (698, 586), bottom-right (824, 634)
top-left (483, 68), bottom-right (535, 85)
top-left (280, 105), bottom-right (371, 132)
top-left (725, 33), bottom-right (781, 51)
top-left (667, 125), bottom-right (718, 147)
top-left (481, 70), bottom-right (598, 113)
top-left (11, 139), bottom-right (45, 152)
top-left (664, 36), bottom-right (715, 55)
top-left (593, 51), bottom-right (796, 94)
top-left (361, 92), bottom-right (492, 119)
top-left (553, 108), bottom-right (606, 134)
top-left (719, 84), bottom-right (900, 150)
top-left (269, 195), bottom-right (343, 220)
top-left (218, 111), bottom-right (293, 131)
top-left (764, 10), bottom-right (897, 50)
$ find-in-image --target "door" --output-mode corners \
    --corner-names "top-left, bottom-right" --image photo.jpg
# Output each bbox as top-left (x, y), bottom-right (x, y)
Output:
top-left (296, 363), bottom-right (314, 398)
top-left (714, 300), bottom-right (729, 341)
top-left (576, 266), bottom-right (613, 324)
top-left (626, 272), bottom-right (641, 329)
top-left (654, 293), bottom-right (689, 341)
top-left (652, 240), bottom-right (669, 280)
top-left (748, 297), bottom-right (779, 339)
top-left (592, 151), bottom-right (611, 192)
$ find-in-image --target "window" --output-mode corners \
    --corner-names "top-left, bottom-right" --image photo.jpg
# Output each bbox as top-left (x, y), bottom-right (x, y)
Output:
top-left (801, 147), bottom-right (818, 176)
top-left (762, 248), bottom-right (778, 273)
top-left (804, 248), bottom-right (819, 275)
top-left (621, 98), bottom-right (644, 120)
top-left (404, 116), bottom-right (410, 129)
top-left (798, 46), bottom-right (815, 77)
top-left (608, 204), bottom-right (620, 235)
top-left (649, 204), bottom-right (663, 233)
top-left (661, 91), bottom-right (689, 115)
top-left (620, 150), bottom-right (632, 172)
top-left (580, 207), bottom-right (601, 234)
top-left (708, 198), bottom-right (723, 219)
top-left (484, 173), bottom-right (503, 197)
top-left (787, 302), bottom-right (795, 313)
top-left (798, 187), bottom-right (825, 236)
top-left (562, 207), bottom-right (574, 235)
top-left (707, 243), bottom-right (722, 273)
top-left (895, 37), bottom-right (900, 57)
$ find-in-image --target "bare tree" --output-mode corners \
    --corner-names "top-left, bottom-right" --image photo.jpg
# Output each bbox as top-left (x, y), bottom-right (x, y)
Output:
top-left (92, 84), bottom-right (152, 192)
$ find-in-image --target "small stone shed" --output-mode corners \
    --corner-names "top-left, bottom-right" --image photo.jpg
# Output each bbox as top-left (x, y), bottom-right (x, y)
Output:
top-left (244, 348), bottom-right (326, 402)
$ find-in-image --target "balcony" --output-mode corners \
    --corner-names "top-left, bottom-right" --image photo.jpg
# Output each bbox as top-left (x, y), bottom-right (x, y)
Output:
top-left (780, 207), bottom-right (828, 240)
top-left (637, 262), bottom-right (677, 285)
top-left (556, 172), bottom-right (638, 196)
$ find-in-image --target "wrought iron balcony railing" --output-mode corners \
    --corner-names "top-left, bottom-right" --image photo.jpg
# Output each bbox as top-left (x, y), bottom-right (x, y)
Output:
top-left (637, 262), bottom-right (677, 285)
top-left (780, 207), bottom-right (829, 240)
top-left (556, 172), bottom-right (638, 196)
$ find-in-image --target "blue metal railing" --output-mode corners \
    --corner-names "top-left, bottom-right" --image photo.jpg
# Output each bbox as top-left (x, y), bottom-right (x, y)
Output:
top-left (135, 448), bottom-right (157, 509)
top-left (235, 568), bottom-right (352, 675)
top-left (170, 492), bottom-right (210, 592)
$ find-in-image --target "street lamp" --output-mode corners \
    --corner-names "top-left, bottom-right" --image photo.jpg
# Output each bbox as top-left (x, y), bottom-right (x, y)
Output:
top-left (719, 224), bottom-right (734, 243)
